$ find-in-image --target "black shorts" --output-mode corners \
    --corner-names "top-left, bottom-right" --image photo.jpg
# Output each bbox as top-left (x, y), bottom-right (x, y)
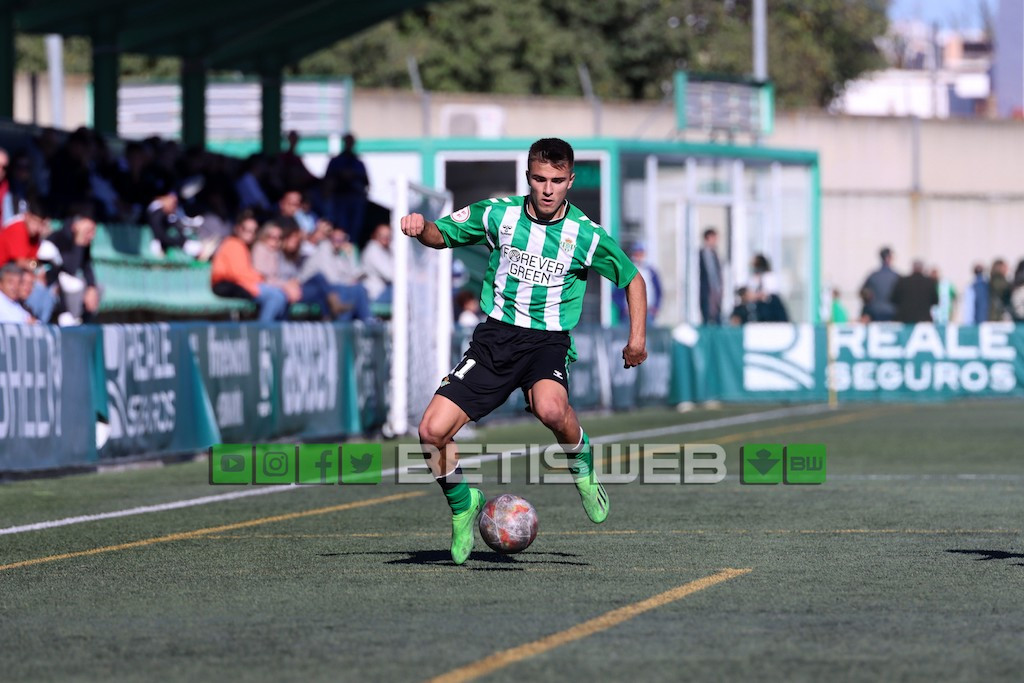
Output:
top-left (437, 318), bottom-right (572, 421)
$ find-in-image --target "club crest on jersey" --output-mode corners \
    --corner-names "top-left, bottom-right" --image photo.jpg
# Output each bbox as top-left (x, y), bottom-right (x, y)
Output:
top-left (559, 238), bottom-right (576, 256)
top-left (451, 206), bottom-right (471, 223)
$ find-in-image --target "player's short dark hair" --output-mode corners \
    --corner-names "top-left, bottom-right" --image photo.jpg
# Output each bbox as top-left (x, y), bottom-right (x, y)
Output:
top-left (528, 138), bottom-right (574, 171)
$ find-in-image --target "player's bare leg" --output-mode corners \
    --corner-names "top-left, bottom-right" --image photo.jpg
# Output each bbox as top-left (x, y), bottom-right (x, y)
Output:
top-left (528, 380), bottom-right (608, 523)
top-left (417, 395), bottom-right (485, 564)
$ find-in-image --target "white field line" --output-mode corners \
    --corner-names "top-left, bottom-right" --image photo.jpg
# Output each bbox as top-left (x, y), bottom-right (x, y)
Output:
top-left (0, 404), bottom-right (834, 536)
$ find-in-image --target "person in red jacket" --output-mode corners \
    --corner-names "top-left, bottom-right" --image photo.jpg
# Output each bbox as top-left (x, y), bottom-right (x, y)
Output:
top-left (211, 211), bottom-right (290, 322)
top-left (0, 197), bottom-right (56, 322)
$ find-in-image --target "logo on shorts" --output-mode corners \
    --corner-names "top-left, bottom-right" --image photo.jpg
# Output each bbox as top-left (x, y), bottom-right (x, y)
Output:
top-left (439, 375), bottom-right (451, 388)
top-left (451, 206), bottom-right (471, 223)
top-left (553, 370), bottom-right (564, 380)
top-left (559, 238), bottom-right (575, 256)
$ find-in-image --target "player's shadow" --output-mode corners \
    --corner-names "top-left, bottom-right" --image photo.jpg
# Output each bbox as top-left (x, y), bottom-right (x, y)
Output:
top-left (946, 549), bottom-right (1024, 566)
top-left (319, 549), bottom-right (590, 570)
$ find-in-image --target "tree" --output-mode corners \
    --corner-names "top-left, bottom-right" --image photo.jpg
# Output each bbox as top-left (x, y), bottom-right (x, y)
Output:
top-left (299, 0), bottom-right (888, 109)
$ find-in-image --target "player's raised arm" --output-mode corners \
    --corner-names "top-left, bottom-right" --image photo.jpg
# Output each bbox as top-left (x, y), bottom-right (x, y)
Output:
top-left (400, 213), bottom-right (447, 249)
top-left (622, 272), bottom-right (648, 369)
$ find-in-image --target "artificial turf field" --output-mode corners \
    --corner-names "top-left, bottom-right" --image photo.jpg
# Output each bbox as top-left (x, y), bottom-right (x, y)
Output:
top-left (2, 400), bottom-right (1023, 682)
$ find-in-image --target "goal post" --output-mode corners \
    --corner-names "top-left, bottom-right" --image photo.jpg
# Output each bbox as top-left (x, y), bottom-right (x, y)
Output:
top-left (388, 176), bottom-right (454, 436)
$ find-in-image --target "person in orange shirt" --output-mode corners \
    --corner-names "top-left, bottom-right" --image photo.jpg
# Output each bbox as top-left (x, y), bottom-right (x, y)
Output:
top-left (211, 211), bottom-right (293, 322)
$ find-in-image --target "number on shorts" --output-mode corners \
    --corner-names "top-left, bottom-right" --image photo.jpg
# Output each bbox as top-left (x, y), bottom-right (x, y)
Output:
top-left (453, 358), bottom-right (477, 380)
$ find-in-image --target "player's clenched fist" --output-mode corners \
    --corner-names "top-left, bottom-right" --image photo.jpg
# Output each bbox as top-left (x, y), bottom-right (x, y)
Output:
top-left (401, 213), bottom-right (426, 237)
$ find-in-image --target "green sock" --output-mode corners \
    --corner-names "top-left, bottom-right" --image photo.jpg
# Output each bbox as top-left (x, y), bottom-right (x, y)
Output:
top-left (437, 465), bottom-right (472, 514)
top-left (569, 430), bottom-right (592, 478)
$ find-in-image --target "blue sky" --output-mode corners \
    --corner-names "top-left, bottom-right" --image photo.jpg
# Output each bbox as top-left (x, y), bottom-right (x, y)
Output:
top-left (889, 0), bottom-right (994, 30)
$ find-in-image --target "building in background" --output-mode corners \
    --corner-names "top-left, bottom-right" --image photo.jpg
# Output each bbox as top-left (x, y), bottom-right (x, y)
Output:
top-left (996, 0), bottom-right (1024, 117)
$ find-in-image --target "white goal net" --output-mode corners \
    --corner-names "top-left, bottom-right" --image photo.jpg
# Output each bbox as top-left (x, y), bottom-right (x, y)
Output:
top-left (387, 177), bottom-right (453, 436)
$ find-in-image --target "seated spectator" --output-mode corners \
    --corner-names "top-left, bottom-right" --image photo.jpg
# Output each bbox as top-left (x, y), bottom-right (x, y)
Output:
top-left (235, 154), bottom-right (272, 216)
top-left (361, 222), bottom-right (394, 304)
top-left (729, 287), bottom-right (759, 325)
top-left (146, 190), bottom-right (201, 258)
top-left (279, 224), bottom-right (365, 321)
top-left (0, 197), bottom-right (56, 322)
top-left (45, 211), bottom-right (102, 325)
top-left (276, 189), bottom-right (317, 235)
top-left (749, 253), bottom-right (788, 322)
top-left (1009, 259), bottom-right (1024, 322)
top-left (211, 212), bottom-right (293, 323)
top-left (252, 220), bottom-right (343, 320)
top-left (0, 262), bottom-right (32, 323)
top-left (297, 223), bottom-right (372, 321)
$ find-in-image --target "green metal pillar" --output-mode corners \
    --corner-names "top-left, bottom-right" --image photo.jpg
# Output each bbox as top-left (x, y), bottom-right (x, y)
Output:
top-left (181, 55), bottom-right (206, 149)
top-left (91, 16), bottom-right (119, 137)
top-left (0, 3), bottom-right (14, 120)
top-left (260, 65), bottom-right (282, 156)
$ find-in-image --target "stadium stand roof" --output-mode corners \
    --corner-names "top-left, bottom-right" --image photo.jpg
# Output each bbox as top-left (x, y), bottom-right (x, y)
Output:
top-left (0, 0), bottom-right (432, 149)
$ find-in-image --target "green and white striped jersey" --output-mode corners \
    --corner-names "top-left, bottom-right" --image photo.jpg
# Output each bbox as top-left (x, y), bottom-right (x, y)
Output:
top-left (436, 196), bottom-right (638, 332)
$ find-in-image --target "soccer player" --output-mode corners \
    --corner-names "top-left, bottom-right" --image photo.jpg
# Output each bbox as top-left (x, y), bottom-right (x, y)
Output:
top-left (400, 138), bottom-right (648, 564)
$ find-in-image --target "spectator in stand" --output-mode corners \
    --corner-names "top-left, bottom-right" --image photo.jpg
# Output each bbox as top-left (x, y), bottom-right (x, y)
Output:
top-left (613, 242), bottom-right (661, 324)
top-left (235, 154), bottom-right (272, 217)
top-left (47, 127), bottom-right (93, 218)
top-left (324, 133), bottom-right (369, 242)
top-left (0, 262), bottom-right (32, 323)
top-left (892, 259), bottom-right (938, 323)
top-left (361, 222), bottom-right (393, 304)
top-left (278, 131), bottom-right (316, 191)
top-left (7, 152), bottom-right (36, 217)
top-left (698, 228), bottom-right (723, 325)
top-left (278, 224), bottom-right (361, 320)
top-left (45, 211), bottom-right (102, 324)
top-left (988, 259), bottom-right (1010, 321)
top-left (211, 212), bottom-right (292, 323)
top-left (252, 221), bottom-right (344, 320)
top-left (455, 289), bottom-right (484, 328)
top-left (298, 223), bottom-right (372, 321)
top-left (0, 147), bottom-right (12, 224)
top-left (861, 247), bottom-right (899, 321)
top-left (114, 141), bottom-right (158, 222)
top-left (1009, 259), bottom-right (1024, 322)
top-left (729, 286), bottom-right (760, 325)
top-left (749, 253), bottom-right (788, 322)
top-left (929, 267), bottom-right (956, 325)
top-left (960, 264), bottom-right (988, 325)
top-left (146, 190), bottom-right (201, 257)
top-left (0, 197), bottom-right (55, 322)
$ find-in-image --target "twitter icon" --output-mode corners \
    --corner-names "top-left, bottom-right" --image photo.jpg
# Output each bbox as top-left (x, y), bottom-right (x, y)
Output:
top-left (341, 444), bottom-right (382, 484)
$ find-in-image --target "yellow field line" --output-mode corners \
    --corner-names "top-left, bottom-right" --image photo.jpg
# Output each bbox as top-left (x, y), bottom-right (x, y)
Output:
top-left (426, 567), bottom-right (752, 683)
top-left (0, 491), bottom-right (426, 572)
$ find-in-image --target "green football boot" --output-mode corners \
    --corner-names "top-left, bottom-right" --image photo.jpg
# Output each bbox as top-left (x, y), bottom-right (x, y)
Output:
top-left (450, 488), bottom-right (486, 565)
top-left (574, 473), bottom-right (609, 524)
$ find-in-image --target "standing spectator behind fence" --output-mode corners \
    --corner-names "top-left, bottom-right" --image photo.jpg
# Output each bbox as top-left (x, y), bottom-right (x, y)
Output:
top-left (988, 259), bottom-right (1010, 321)
top-left (930, 267), bottom-right (956, 325)
top-left (892, 259), bottom-right (938, 323)
top-left (361, 222), bottom-right (394, 305)
top-left (960, 264), bottom-right (988, 325)
top-left (749, 253), bottom-right (788, 322)
top-left (861, 247), bottom-right (899, 321)
top-left (1008, 259), bottom-right (1024, 322)
top-left (45, 212), bottom-right (101, 325)
top-left (614, 242), bottom-right (661, 324)
top-left (211, 213), bottom-right (293, 322)
top-left (0, 198), bottom-right (55, 322)
top-left (698, 228), bottom-right (723, 325)
top-left (324, 133), bottom-right (369, 243)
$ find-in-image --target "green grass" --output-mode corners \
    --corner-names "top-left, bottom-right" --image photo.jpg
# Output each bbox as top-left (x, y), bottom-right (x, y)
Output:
top-left (2, 401), bottom-right (1023, 681)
